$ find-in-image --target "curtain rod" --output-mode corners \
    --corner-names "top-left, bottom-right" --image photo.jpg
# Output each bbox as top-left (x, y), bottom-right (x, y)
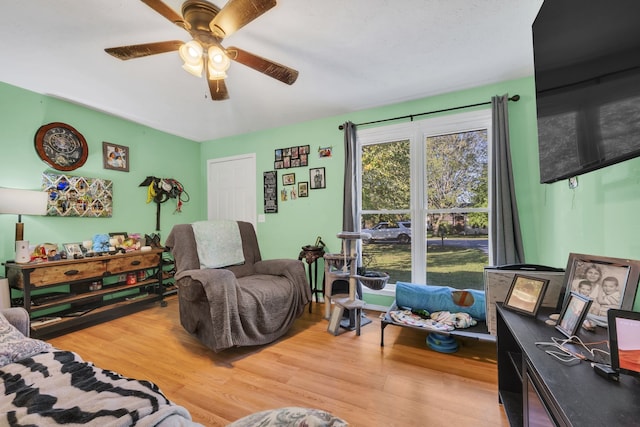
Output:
top-left (338, 94), bottom-right (520, 130)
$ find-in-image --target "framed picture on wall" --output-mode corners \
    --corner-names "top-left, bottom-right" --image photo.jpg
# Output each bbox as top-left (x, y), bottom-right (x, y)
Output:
top-left (298, 182), bottom-right (309, 197)
top-left (282, 173), bottom-right (295, 186)
top-left (310, 167), bottom-right (325, 189)
top-left (102, 142), bottom-right (129, 172)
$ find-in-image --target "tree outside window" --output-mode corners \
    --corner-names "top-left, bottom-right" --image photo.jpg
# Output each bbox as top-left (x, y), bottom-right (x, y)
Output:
top-left (358, 111), bottom-right (490, 291)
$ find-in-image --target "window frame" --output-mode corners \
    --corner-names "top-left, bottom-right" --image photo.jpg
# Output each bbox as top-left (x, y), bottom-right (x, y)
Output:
top-left (356, 109), bottom-right (493, 296)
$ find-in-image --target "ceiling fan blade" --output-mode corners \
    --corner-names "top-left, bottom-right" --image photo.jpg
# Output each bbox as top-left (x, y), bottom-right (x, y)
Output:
top-left (227, 46), bottom-right (298, 85)
top-left (140, 0), bottom-right (187, 29)
top-left (105, 40), bottom-right (183, 60)
top-left (209, 0), bottom-right (276, 38)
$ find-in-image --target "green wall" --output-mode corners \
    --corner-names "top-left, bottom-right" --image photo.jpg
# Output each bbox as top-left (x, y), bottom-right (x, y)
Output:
top-left (200, 77), bottom-right (539, 307)
top-left (202, 78), bottom-right (540, 258)
top-left (5, 74), bottom-right (640, 310)
top-left (0, 81), bottom-right (203, 264)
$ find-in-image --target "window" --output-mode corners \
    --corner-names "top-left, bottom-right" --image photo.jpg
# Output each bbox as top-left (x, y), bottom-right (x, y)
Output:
top-left (358, 110), bottom-right (492, 293)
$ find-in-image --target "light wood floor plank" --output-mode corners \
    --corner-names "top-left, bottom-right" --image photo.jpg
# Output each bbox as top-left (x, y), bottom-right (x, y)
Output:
top-left (48, 297), bottom-right (509, 426)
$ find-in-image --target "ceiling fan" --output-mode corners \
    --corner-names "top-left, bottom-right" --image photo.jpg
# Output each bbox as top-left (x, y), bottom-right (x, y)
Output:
top-left (105, 0), bottom-right (299, 100)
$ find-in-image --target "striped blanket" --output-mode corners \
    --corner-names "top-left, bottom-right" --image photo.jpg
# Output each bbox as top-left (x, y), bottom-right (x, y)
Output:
top-left (0, 349), bottom-right (200, 426)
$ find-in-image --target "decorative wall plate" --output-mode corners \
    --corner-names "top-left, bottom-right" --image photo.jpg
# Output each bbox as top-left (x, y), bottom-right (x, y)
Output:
top-left (34, 122), bottom-right (88, 171)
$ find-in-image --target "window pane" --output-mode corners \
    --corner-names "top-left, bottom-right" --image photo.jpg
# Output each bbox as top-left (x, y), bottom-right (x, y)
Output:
top-left (425, 130), bottom-right (488, 290)
top-left (425, 211), bottom-right (488, 291)
top-left (357, 113), bottom-right (491, 291)
top-left (361, 214), bottom-right (412, 284)
top-left (362, 140), bottom-right (410, 210)
top-left (426, 130), bottom-right (488, 209)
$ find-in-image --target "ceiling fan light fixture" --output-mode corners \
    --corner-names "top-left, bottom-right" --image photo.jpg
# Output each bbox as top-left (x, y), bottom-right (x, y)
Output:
top-left (208, 46), bottom-right (230, 73)
top-left (179, 40), bottom-right (204, 77)
top-left (207, 62), bottom-right (227, 80)
top-left (105, 0), bottom-right (298, 100)
top-left (182, 61), bottom-right (203, 77)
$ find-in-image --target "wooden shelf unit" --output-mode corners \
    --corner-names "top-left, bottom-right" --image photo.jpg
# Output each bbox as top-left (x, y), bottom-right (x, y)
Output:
top-left (161, 250), bottom-right (177, 297)
top-left (5, 249), bottom-right (165, 339)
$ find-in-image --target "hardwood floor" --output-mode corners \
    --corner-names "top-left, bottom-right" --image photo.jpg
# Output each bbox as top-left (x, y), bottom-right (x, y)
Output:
top-left (48, 297), bottom-right (509, 426)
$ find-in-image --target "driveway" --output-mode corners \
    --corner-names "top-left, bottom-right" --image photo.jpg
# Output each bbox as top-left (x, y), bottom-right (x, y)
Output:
top-left (427, 238), bottom-right (489, 255)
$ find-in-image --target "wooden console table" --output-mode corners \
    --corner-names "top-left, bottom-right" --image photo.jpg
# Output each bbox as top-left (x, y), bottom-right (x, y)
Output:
top-left (496, 303), bottom-right (640, 426)
top-left (5, 249), bottom-right (165, 339)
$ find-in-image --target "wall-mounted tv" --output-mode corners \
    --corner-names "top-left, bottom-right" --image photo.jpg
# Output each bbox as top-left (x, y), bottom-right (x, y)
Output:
top-left (533, 0), bottom-right (640, 184)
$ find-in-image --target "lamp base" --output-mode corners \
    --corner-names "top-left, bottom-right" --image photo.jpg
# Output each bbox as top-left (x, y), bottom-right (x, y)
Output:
top-left (15, 221), bottom-right (24, 242)
top-left (15, 240), bottom-right (30, 263)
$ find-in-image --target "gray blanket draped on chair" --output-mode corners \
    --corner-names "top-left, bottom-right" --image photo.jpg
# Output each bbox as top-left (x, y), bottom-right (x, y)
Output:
top-left (165, 222), bottom-right (310, 352)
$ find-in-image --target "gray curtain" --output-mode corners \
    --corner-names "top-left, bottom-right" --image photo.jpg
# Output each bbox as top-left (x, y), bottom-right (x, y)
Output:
top-left (490, 94), bottom-right (525, 265)
top-left (341, 121), bottom-right (364, 299)
top-left (342, 121), bottom-right (358, 232)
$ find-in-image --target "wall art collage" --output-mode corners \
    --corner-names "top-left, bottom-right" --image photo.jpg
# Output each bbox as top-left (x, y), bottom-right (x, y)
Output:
top-left (274, 145), bottom-right (310, 169)
top-left (42, 172), bottom-right (113, 217)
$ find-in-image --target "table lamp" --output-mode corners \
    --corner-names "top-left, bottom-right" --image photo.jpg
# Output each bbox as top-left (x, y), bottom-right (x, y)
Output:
top-left (0, 188), bottom-right (49, 263)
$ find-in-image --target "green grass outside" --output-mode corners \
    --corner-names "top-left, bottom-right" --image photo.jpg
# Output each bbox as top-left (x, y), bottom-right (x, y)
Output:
top-left (362, 242), bottom-right (488, 290)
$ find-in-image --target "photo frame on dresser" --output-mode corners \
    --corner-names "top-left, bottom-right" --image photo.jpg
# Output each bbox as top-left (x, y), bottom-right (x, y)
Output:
top-left (503, 274), bottom-right (549, 317)
top-left (556, 292), bottom-right (592, 338)
top-left (63, 242), bottom-right (83, 259)
top-left (560, 253), bottom-right (640, 327)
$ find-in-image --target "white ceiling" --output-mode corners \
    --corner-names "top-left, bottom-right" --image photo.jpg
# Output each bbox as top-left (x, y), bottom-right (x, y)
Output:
top-left (0, 0), bottom-right (543, 142)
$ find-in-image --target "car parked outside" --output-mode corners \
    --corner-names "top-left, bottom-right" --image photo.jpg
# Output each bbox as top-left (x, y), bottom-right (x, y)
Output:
top-left (362, 221), bottom-right (411, 244)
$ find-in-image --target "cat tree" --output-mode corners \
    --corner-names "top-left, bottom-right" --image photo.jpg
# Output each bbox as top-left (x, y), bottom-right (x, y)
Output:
top-left (324, 231), bottom-right (388, 335)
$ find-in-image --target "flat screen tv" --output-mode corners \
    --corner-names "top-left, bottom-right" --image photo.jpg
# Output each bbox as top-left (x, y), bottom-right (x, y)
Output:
top-left (533, 0), bottom-right (640, 183)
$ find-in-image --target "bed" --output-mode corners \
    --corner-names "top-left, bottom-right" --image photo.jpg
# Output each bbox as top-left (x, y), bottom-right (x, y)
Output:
top-left (0, 307), bottom-right (201, 426)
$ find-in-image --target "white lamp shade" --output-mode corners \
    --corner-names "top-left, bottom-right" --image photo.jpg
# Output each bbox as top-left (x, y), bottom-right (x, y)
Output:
top-left (0, 188), bottom-right (48, 216)
top-left (179, 40), bottom-right (204, 77)
top-left (207, 46), bottom-right (230, 80)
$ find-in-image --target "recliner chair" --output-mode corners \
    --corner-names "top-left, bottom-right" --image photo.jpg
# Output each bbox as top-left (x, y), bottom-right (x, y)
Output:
top-left (165, 221), bottom-right (310, 352)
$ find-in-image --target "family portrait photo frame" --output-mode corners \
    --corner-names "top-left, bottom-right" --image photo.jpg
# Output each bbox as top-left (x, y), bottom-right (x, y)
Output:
top-left (102, 142), bottom-right (129, 172)
top-left (556, 291), bottom-right (592, 337)
top-left (503, 274), bottom-right (550, 317)
top-left (561, 253), bottom-right (640, 327)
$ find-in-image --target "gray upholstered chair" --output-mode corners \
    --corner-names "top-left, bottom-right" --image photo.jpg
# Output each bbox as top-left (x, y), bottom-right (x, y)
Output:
top-left (165, 221), bottom-right (310, 352)
top-left (1, 307), bottom-right (30, 336)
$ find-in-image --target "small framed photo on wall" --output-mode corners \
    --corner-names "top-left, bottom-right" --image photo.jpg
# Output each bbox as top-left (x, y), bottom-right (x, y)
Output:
top-left (298, 182), bottom-right (309, 197)
top-left (282, 173), bottom-right (295, 186)
top-left (310, 167), bottom-right (326, 189)
top-left (102, 142), bottom-right (129, 172)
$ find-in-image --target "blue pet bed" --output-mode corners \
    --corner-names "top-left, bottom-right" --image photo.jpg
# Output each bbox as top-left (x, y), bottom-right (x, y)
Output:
top-left (395, 282), bottom-right (486, 320)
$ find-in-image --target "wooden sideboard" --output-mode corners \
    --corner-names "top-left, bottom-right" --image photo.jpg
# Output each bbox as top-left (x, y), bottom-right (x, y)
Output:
top-left (5, 249), bottom-right (165, 338)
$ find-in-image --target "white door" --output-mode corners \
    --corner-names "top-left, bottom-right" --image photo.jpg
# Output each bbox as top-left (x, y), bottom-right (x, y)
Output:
top-left (207, 154), bottom-right (256, 227)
